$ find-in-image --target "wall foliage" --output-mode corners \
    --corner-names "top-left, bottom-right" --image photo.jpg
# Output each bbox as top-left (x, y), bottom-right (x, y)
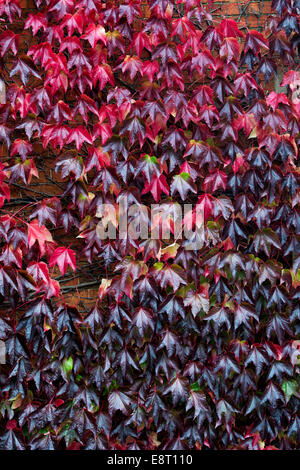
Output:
top-left (0, 0), bottom-right (299, 450)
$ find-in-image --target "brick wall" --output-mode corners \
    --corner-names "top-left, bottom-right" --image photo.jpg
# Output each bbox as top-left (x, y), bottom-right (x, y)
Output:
top-left (18, 0), bottom-right (273, 28)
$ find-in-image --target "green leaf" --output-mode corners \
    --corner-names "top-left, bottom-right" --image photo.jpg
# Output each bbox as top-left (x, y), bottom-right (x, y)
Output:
top-left (282, 380), bottom-right (298, 402)
top-left (179, 171), bottom-right (190, 181)
top-left (191, 381), bottom-right (200, 391)
top-left (62, 357), bottom-right (73, 376)
top-left (153, 261), bottom-right (164, 271)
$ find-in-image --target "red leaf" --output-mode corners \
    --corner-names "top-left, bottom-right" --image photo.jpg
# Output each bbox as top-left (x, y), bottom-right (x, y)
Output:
top-left (152, 263), bottom-right (187, 291)
top-left (171, 16), bottom-right (196, 40)
top-left (10, 139), bottom-right (33, 158)
top-left (170, 172), bottom-right (197, 201)
top-left (93, 64), bottom-right (114, 89)
top-left (220, 37), bottom-right (240, 63)
top-left (142, 60), bottom-right (159, 82)
top-left (42, 124), bottom-right (70, 149)
top-left (53, 399), bottom-right (64, 407)
top-left (28, 261), bottom-right (50, 283)
top-left (24, 13), bottom-right (47, 35)
top-left (6, 420), bottom-right (17, 431)
top-left (82, 24), bottom-right (107, 48)
top-left (0, 30), bottom-right (19, 56)
top-left (61, 10), bottom-right (85, 35)
top-left (121, 55), bottom-right (143, 80)
top-left (220, 19), bottom-right (243, 38)
top-left (131, 31), bottom-right (151, 56)
top-left (196, 194), bottom-right (214, 220)
top-left (49, 247), bottom-right (76, 276)
top-left (66, 126), bottom-right (93, 150)
top-left (234, 73), bottom-right (258, 97)
top-left (203, 170), bottom-right (227, 193)
top-left (266, 91), bottom-right (289, 111)
top-left (28, 220), bottom-right (53, 256)
top-left (141, 174), bottom-right (169, 202)
top-left (280, 70), bottom-right (300, 87)
top-left (244, 30), bottom-right (269, 56)
top-left (10, 56), bottom-right (41, 85)
top-left (93, 122), bottom-right (112, 144)
top-left (43, 278), bottom-right (61, 299)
